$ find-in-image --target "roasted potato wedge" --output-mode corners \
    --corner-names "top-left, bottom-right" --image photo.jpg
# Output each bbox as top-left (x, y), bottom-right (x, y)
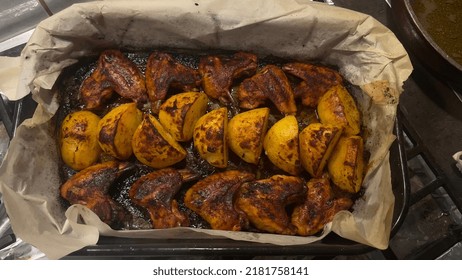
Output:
top-left (263, 115), bottom-right (301, 175)
top-left (327, 135), bottom-right (365, 193)
top-left (132, 113), bottom-right (187, 168)
top-left (60, 110), bottom-right (102, 170)
top-left (193, 107), bottom-right (228, 168)
top-left (317, 84), bottom-right (361, 136)
top-left (299, 122), bottom-right (343, 178)
top-left (98, 103), bottom-right (143, 160)
top-left (227, 107), bottom-right (270, 164)
top-left (158, 91), bottom-right (208, 142)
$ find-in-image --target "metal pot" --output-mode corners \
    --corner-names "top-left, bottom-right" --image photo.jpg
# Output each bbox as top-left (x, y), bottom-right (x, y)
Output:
top-left (391, 0), bottom-right (462, 91)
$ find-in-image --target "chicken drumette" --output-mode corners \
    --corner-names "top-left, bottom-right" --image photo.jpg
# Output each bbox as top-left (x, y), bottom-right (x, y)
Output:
top-left (60, 161), bottom-right (133, 227)
top-left (80, 49), bottom-right (147, 109)
top-left (80, 66), bottom-right (114, 109)
top-left (291, 177), bottom-right (353, 236)
top-left (184, 170), bottom-right (255, 231)
top-left (129, 168), bottom-right (198, 229)
top-left (145, 51), bottom-right (201, 112)
top-left (236, 175), bottom-right (306, 235)
top-left (237, 65), bottom-right (297, 115)
top-left (282, 62), bottom-right (343, 107)
top-left (199, 52), bottom-right (257, 105)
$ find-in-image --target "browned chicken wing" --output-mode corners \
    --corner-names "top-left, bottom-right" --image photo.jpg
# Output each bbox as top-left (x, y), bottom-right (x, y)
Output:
top-left (291, 177), bottom-right (353, 236)
top-left (80, 50), bottom-right (147, 108)
top-left (237, 65), bottom-right (297, 115)
top-left (236, 175), bottom-right (306, 235)
top-left (282, 62), bottom-right (343, 107)
top-left (199, 52), bottom-right (257, 105)
top-left (146, 51), bottom-right (201, 112)
top-left (184, 170), bottom-right (255, 231)
top-left (129, 168), bottom-right (198, 229)
top-left (100, 50), bottom-right (147, 104)
top-left (80, 67), bottom-right (114, 109)
top-left (60, 161), bottom-right (133, 227)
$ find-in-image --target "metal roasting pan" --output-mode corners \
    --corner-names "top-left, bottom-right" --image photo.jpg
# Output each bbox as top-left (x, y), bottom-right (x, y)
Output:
top-left (62, 117), bottom-right (410, 259)
top-left (1, 52), bottom-right (411, 259)
top-left (1, 1), bottom-right (412, 259)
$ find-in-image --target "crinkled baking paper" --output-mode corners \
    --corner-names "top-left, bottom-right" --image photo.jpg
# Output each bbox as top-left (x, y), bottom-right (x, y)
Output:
top-left (0, 0), bottom-right (413, 259)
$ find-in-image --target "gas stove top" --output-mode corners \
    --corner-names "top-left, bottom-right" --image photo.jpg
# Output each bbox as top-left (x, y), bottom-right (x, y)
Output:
top-left (389, 65), bottom-right (462, 260)
top-left (1, 0), bottom-right (462, 260)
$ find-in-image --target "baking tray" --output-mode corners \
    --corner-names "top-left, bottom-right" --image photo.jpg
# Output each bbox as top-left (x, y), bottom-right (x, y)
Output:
top-left (0, 57), bottom-right (409, 259)
top-left (60, 113), bottom-right (410, 259)
top-left (1, 1), bottom-right (411, 259)
top-left (1, 53), bottom-right (409, 260)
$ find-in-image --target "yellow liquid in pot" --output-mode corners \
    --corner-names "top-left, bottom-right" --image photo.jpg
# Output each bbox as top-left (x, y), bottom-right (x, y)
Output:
top-left (411, 0), bottom-right (462, 66)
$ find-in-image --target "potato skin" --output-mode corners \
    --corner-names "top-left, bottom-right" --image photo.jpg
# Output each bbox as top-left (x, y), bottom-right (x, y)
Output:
top-left (317, 85), bottom-right (361, 136)
top-left (132, 113), bottom-right (187, 168)
top-left (327, 135), bottom-right (365, 193)
top-left (158, 91), bottom-right (208, 142)
top-left (299, 122), bottom-right (343, 178)
top-left (227, 107), bottom-right (270, 164)
top-left (263, 115), bottom-right (301, 175)
top-left (60, 110), bottom-right (102, 170)
top-left (193, 107), bottom-right (228, 168)
top-left (98, 103), bottom-right (143, 160)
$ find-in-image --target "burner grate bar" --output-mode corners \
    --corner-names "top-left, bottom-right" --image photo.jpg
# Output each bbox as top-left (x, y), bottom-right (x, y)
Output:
top-left (405, 146), bottom-right (422, 159)
top-left (409, 177), bottom-right (446, 206)
top-left (407, 225), bottom-right (462, 260)
top-left (394, 108), bottom-right (462, 259)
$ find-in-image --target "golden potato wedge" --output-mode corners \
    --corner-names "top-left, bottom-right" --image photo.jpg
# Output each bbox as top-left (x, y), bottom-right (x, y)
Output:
top-left (158, 91), bottom-right (208, 142)
top-left (327, 135), bottom-right (365, 193)
top-left (299, 122), bottom-right (343, 178)
top-left (132, 113), bottom-right (187, 168)
top-left (317, 84), bottom-right (361, 136)
top-left (98, 103), bottom-right (143, 160)
top-left (193, 107), bottom-right (228, 168)
top-left (60, 110), bottom-right (102, 170)
top-left (263, 115), bottom-right (301, 175)
top-left (227, 107), bottom-right (270, 164)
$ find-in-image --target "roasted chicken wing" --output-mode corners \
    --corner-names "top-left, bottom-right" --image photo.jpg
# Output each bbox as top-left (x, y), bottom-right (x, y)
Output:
top-left (80, 67), bottom-right (114, 109)
top-left (80, 50), bottom-right (147, 108)
top-left (237, 65), bottom-right (297, 115)
top-left (146, 51), bottom-right (201, 112)
top-left (59, 161), bottom-right (133, 227)
top-left (282, 62), bottom-right (342, 107)
top-left (184, 170), bottom-right (255, 231)
top-left (199, 52), bottom-right (257, 105)
top-left (236, 175), bottom-right (306, 235)
top-left (129, 168), bottom-right (198, 229)
top-left (291, 177), bottom-right (353, 236)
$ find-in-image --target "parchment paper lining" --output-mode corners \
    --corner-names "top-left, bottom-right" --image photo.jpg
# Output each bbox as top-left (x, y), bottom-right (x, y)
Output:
top-left (0, 0), bottom-right (413, 259)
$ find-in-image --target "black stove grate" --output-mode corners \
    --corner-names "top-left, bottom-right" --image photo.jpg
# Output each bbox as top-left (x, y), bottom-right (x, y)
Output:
top-left (383, 108), bottom-right (462, 260)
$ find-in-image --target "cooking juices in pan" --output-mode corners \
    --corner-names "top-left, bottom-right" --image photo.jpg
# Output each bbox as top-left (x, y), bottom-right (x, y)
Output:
top-left (410, 0), bottom-right (462, 66)
top-left (55, 49), bottom-right (367, 236)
